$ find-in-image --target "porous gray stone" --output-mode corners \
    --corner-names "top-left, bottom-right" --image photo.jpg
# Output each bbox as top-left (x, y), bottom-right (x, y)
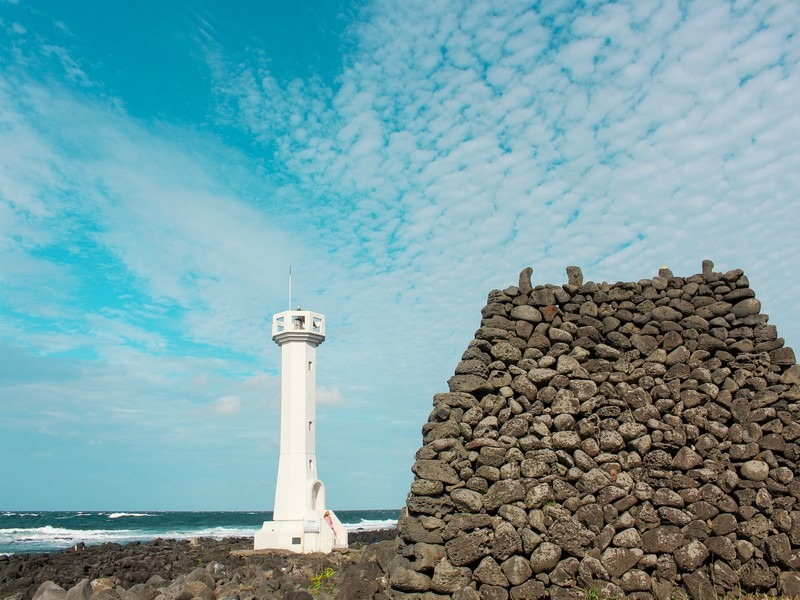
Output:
top-left (576, 468), bottom-right (611, 494)
top-left (779, 571), bottom-right (800, 598)
top-left (674, 540), bottom-right (709, 571)
top-left (509, 580), bottom-right (546, 600)
top-left (566, 266), bottom-right (583, 287)
top-left (485, 480), bottom-right (525, 511)
top-left (529, 542), bottom-right (561, 573)
top-left (500, 556), bottom-right (532, 586)
top-left (619, 570), bottom-right (650, 592)
top-left (641, 526), bottom-right (685, 554)
top-left (518, 268), bottom-right (533, 295)
top-left (445, 530), bottom-right (491, 567)
top-left (388, 556), bottom-right (433, 592)
top-left (65, 580), bottom-right (92, 600)
top-left (430, 561), bottom-right (472, 594)
top-left (510, 305), bottom-right (542, 323)
top-left (600, 548), bottom-right (643, 578)
top-left (682, 569), bottom-right (716, 600)
top-left (474, 556), bottom-right (509, 587)
top-left (740, 460), bottom-right (769, 482)
top-left (739, 558), bottom-right (776, 589)
top-left (451, 488), bottom-right (484, 513)
top-left (492, 521), bottom-right (522, 561)
top-left (732, 298), bottom-right (761, 318)
top-left (33, 582), bottom-right (66, 600)
top-left (547, 518), bottom-right (594, 558)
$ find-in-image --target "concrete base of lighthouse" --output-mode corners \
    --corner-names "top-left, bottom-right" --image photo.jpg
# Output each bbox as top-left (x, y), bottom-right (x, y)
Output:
top-left (254, 510), bottom-right (348, 553)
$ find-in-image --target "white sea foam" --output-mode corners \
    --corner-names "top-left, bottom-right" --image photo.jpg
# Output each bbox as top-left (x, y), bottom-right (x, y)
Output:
top-left (157, 527), bottom-right (259, 540)
top-left (0, 526), bottom-right (140, 552)
top-left (0, 525), bottom-right (257, 553)
top-left (344, 519), bottom-right (397, 532)
top-left (108, 513), bottom-right (152, 519)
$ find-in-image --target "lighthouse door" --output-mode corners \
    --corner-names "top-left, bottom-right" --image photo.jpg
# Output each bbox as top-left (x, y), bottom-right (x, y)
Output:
top-left (311, 480), bottom-right (325, 512)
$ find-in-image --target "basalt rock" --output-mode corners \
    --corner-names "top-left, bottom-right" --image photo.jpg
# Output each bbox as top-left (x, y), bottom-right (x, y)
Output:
top-left (389, 262), bottom-right (800, 599)
top-left (1, 533), bottom-right (398, 600)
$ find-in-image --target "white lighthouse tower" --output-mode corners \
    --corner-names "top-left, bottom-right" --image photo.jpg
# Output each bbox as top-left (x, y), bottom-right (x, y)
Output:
top-left (254, 307), bottom-right (348, 553)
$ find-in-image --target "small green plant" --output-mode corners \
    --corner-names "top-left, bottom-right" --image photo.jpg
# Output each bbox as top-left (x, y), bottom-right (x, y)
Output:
top-left (582, 587), bottom-right (624, 600)
top-left (584, 587), bottom-right (601, 600)
top-left (308, 567), bottom-right (336, 597)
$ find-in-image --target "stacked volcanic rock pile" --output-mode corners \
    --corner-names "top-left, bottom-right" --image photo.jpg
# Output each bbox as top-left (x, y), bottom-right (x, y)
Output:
top-left (388, 262), bottom-right (800, 600)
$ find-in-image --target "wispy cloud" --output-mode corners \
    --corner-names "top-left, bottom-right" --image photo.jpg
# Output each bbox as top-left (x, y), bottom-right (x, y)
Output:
top-left (213, 395), bottom-right (242, 415)
top-left (317, 386), bottom-right (345, 406)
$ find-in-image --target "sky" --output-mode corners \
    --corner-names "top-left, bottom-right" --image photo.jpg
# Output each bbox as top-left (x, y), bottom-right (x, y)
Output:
top-left (0, 0), bottom-right (798, 511)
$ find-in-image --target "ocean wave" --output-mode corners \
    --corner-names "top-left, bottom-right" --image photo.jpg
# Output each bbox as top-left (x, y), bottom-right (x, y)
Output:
top-left (343, 519), bottom-right (397, 532)
top-left (0, 525), bottom-right (255, 551)
top-left (107, 513), bottom-right (152, 519)
top-left (0, 525), bottom-right (138, 549)
top-left (157, 527), bottom-right (258, 540)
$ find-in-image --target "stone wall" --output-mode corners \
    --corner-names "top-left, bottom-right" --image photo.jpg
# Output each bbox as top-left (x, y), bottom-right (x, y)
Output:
top-left (387, 261), bottom-right (800, 600)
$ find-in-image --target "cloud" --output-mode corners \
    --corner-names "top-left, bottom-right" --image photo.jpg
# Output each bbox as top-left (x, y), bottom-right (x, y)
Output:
top-left (317, 386), bottom-right (345, 406)
top-left (244, 373), bottom-right (274, 391)
top-left (213, 395), bottom-right (242, 415)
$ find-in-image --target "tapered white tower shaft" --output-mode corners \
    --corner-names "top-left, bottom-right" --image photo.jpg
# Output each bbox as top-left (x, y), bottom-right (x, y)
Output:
top-left (272, 310), bottom-right (324, 519)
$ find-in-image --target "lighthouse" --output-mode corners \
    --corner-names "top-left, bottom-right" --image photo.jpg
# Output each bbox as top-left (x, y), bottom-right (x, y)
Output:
top-left (254, 307), bottom-right (348, 553)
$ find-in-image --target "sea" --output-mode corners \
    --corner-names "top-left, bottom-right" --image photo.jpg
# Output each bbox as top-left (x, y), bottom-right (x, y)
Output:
top-left (0, 510), bottom-right (400, 556)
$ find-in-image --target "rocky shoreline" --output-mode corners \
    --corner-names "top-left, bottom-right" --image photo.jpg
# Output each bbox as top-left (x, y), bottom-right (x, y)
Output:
top-left (0, 530), bottom-right (397, 600)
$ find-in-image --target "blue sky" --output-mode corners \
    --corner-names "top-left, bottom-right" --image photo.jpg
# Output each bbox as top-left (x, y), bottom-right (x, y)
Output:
top-left (1, 0), bottom-right (798, 511)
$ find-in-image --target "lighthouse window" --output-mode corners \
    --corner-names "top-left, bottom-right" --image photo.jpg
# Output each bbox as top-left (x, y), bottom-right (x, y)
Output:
top-left (309, 459), bottom-right (313, 470)
top-left (308, 361), bottom-right (312, 371)
top-left (309, 420), bottom-right (313, 431)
